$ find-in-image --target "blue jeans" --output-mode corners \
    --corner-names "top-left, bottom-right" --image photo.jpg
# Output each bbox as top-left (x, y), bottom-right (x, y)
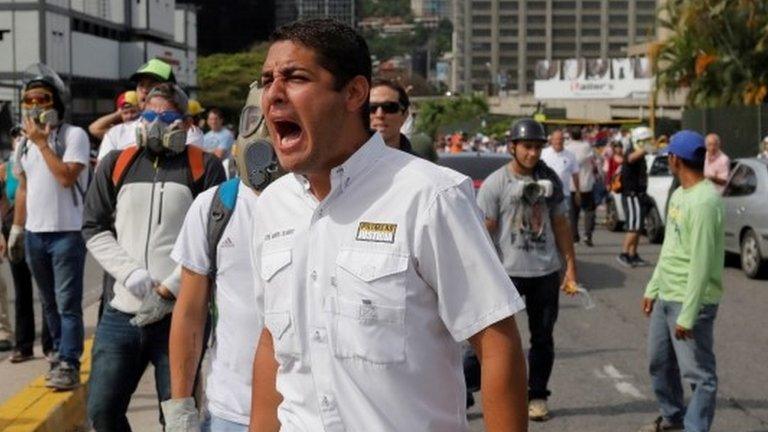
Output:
top-left (202, 414), bottom-right (248, 432)
top-left (648, 300), bottom-right (718, 432)
top-left (87, 305), bottom-right (172, 431)
top-left (25, 231), bottom-right (85, 367)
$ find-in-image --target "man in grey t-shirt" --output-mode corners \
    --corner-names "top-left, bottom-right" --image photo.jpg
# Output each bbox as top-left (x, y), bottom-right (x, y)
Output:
top-left (477, 118), bottom-right (578, 422)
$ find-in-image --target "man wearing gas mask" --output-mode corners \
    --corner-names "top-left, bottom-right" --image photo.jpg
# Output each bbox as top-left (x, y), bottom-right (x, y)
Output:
top-left (82, 83), bottom-right (226, 431)
top-left (9, 66), bottom-right (91, 391)
top-left (163, 86), bottom-right (279, 432)
top-left (477, 118), bottom-right (578, 422)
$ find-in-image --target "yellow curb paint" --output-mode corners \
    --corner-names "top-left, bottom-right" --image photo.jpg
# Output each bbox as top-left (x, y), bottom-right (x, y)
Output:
top-left (0, 338), bottom-right (94, 432)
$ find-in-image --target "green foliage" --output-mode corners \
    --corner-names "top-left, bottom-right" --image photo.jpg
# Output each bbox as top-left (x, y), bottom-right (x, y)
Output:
top-left (655, 0), bottom-right (768, 108)
top-left (415, 96), bottom-right (489, 138)
top-left (197, 45), bottom-right (268, 122)
top-left (364, 19), bottom-right (453, 64)
top-left (362, 0), bottom-right (412, 19)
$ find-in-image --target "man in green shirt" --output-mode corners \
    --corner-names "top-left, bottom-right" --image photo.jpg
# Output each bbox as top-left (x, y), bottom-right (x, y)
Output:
top-left (639, 130), bottom-right (723, 432)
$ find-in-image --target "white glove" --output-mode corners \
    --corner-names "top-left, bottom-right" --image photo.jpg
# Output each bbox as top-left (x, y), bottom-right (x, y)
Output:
top-left (8, 225), bottom-right (25, 263)
top-left (124, 268), bottom-right (154, 298)
top-left (161, 397), bottom-right (201, 432)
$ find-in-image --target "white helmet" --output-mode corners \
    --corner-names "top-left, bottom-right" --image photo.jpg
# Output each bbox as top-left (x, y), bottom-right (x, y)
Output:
top-left (631, 126), bottom-right (653, 144)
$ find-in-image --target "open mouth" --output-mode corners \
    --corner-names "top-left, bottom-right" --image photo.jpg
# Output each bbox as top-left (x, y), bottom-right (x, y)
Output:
top-left (272, 119), bottom-right (303, 151)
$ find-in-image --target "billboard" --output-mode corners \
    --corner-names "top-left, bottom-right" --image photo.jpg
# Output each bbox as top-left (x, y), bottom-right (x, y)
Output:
top-left (534, 57), bottom-right (652, 100)
top-left (535, 60), bottom-right (561, 81)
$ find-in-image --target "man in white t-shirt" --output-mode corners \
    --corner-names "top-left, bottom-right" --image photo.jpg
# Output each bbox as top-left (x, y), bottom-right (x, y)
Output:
top-left (96, 91), bottom-right (139, 163)
top-left (565, 127), bottom-right (598, 246)
top-left (9, 75), bottom-right (90, 391)
top-left (541, 129), bottom-right (580, 211)
top-left (163, 131), bottom-right (277, 431)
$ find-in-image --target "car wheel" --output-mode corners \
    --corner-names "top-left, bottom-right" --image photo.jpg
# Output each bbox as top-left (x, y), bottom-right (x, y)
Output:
top-left (644, 206), bottom-right (664, 244)
top-left (740, 229), bottom-right (767, 279)
top-left (605, 198), bottom-right (623, 232)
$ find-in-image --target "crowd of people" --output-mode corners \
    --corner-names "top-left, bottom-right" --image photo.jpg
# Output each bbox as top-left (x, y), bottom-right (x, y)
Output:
top-left (0, 18), bottom-right (735, 432)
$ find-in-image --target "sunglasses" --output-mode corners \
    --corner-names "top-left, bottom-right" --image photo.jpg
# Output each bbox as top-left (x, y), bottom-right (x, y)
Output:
top-left (370, 101), bottom-right (403, 114)
top-left (21, 91), bottom-right (54, 109)
top-left (141, 110), bottom-right (184, 124)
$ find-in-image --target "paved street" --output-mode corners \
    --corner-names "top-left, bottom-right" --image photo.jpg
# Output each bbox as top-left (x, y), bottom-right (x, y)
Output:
top-left (468, 228), bottom-right (768, 432)
top-left (1, 227), bottom-right (766, 432)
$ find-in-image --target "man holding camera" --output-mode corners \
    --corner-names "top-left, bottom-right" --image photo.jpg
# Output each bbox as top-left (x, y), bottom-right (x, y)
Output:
top-left (477, 118), bottom-right (578, 422)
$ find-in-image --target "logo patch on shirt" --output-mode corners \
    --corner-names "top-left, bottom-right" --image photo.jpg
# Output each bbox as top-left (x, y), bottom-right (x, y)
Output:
top-left (355, 222), bottom-right (397, 243)
top-left (220, 237), bottom-right (235, 248)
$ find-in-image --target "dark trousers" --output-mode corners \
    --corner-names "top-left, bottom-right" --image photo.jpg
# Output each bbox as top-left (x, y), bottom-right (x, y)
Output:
top-left (3, 226), bottom-right (53, 355)
top-left (511, 272), bottom-right (560, 400)
top-left (87, 305), bottom-right (172, 431)
top-left (571, 189), bottom-right (596, 240)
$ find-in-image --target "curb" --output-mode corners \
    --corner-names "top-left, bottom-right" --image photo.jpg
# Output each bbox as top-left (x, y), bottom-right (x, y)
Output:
top-left (0, 338), bottom-right (93, 432)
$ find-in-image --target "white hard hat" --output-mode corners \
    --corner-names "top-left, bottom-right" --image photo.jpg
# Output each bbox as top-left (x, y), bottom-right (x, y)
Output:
top-left (631, 126), bottom-right (653, 144)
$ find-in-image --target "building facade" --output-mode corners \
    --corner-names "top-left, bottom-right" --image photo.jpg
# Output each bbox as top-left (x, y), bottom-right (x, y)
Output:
top-left (452, 0), bottom-right (657, 94)
top-left (275, 0), bottom-right (358, 29)
top-left (0, 0), bottom-right (197, 132)
top-left (411, 0), bottom-right (451, 19)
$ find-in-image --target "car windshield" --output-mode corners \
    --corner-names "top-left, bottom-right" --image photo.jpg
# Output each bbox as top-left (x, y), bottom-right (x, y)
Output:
top-left (437, 154), bottom-right (511, 180)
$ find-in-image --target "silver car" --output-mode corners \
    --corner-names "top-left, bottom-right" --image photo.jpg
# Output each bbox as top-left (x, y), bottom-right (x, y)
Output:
top-left (722, 158), bottom-right (768, 278)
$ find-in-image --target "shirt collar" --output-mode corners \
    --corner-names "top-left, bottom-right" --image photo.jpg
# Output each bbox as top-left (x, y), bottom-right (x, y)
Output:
top-left (291, 132), bottom-right (388, 195)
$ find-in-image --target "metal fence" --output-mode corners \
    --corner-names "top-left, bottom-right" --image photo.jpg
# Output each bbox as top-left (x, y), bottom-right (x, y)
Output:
top-left (682, 105), bottom-right (768, 158)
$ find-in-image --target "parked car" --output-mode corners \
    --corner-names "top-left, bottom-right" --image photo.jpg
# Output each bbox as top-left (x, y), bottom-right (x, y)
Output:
top-left (722, 158), bottom-right (768, 278)
top-left (437, 152), bottom-right (511, 190)
top-left (604, 151), bottom-right (673, 243)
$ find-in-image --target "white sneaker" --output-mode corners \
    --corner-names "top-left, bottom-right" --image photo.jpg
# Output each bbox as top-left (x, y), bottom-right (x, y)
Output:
top-left (528, 398), bottom-right (550, 421)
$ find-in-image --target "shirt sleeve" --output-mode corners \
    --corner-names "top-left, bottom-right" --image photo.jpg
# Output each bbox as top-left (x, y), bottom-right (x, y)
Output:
top-left (476, 171), bottom-right (500, 221)
top-left (677, 201), bottom-right (722, 329)
top-left (62, 126), bottom-right (91, 166)
top-left (171, 190), bottom-right (214, 277)
top-left (415, 179), bottom-right (525, 341)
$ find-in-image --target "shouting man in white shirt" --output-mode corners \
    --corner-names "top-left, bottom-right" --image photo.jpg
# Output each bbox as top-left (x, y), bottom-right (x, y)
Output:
top-left (250, 18), bottom-right (528, 432)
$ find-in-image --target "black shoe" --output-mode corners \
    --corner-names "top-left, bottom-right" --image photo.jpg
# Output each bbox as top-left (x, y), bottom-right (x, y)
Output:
top-left (9, 350), bottom-right (34, 363)
top-left (466, 392), bottom-right (475, 409)
top-left (617, 253), bottom-right (635, 268)
top-left (630, 254), bottom-right (650, 267)
top-left (637, 416), bottom-right (684, 432)
top-left (584, 237), bottom-right (594, 247)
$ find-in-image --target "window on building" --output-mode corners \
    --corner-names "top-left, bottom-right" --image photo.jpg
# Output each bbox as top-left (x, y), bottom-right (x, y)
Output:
top-left (608, 42), bottom-right (625, 53)
top-left (472, 56), bottom-right (492, 66)
top-left (473, 15), bottom-right (492, 24)
top-left (609, 28), bottom-right (627, 36)
top-left (527, 42), bottom-right (546, 51)
top-left (556, 28), bottom-right (576, 37)
top-left (553, 1), bottom-right (576, 9)
top-left (528, 28), bottom-right (546, 36)
top-left (500, 1), bottom-right (519, 10)
top-left (637, 1), bottom-right (657, 12)
top-left (609, 14), bottom-right (626, 23)
top-left (528, 1), bottom-right (546, 10)
top-left (474, 28), bottom-right (491, 37)
top-left (527, 15), bottom-right (545, 24)
top-left (473, 1), bottom-right (491, 10)
top-left (582, 43), bottom-right (600, 52)
top-left (582, 27), bottom-right (601, 36)
top-left (553, 15), bottom-right (574, 24)
top-left (501, 28), bottom-right (518, 37)
top-left (582, 1), bottom-right (601, 8)
top-left (500, 43), bottom-right (518, 52)
top-left (553, 42), bottom-right (575, 52)
top-left (582, 14), bottom-right (600, 23)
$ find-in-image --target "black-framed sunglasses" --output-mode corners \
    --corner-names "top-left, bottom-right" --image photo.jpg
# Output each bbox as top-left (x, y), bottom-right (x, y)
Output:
top-left (370, 101), bottom-right (404, 114)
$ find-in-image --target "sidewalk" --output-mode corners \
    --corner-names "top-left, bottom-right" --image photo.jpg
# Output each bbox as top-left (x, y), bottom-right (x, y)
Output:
top-left (0, 259), bottom-right (163, 431)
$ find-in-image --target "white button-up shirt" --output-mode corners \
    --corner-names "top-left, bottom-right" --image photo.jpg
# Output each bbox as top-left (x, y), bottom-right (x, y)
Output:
top-left (251, 133), bottom-right (525, 431)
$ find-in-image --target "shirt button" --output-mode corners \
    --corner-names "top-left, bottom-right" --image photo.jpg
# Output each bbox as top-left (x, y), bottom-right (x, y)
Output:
top-left (330, 276), bottom-right (337, 287)
top-left (320, 394), bottom-right (334, 410)
top-left (310, 270), bottom-right (318, 281)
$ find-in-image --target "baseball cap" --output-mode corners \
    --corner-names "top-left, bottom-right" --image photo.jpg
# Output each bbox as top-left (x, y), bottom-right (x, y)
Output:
top-left (668, 130), bottom-right (706, 163)
top-left (145, 83), bottom-right (189, 115)
top-left (116, 90), bottom-right (139, 109)
top-left (130, 59), bottom-right (176, 83)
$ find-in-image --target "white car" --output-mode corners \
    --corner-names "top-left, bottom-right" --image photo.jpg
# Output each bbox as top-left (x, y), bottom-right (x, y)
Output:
top-left (604, 151), bottom-right (673, 244)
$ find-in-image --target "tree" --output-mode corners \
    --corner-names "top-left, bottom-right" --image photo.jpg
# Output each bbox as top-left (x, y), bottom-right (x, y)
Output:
top-left (197, 44), bottom-right (268, 122)
top-left (415, 96), bottom-right (489, 138)
top-left (654, 0), bottom-right (768, 107)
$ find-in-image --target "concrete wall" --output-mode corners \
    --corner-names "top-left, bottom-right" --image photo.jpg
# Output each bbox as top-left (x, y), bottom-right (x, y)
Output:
top-left (0, 11), bottom-right (40, 74)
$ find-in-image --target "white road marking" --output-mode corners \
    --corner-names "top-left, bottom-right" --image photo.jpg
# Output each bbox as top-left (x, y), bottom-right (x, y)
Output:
top-left (594, 364), bottom-right (645, 399)
top-left (615, 382), bottom-right (645, 399)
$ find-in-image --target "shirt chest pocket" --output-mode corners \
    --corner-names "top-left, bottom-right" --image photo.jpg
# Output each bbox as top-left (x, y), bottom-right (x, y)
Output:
top-left (260, 247), bottom-right (300, 358)
top-left (327, 248), bottom-right (409, 365)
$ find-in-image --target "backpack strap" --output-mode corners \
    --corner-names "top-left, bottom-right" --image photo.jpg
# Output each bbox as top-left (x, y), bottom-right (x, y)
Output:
top-left (205, 177), bottom-right (239, 346)
top-left (111, 146), bottom-right (142, 188)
